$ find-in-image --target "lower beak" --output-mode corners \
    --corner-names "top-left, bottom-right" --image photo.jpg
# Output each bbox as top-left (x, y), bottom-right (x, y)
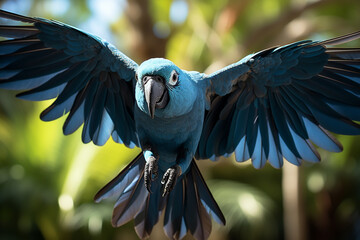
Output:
top-left (144, 77), bottom-right (168, 118)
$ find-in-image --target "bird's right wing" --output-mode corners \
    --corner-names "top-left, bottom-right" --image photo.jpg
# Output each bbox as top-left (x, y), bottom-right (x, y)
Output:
top-left (0, 10), bottom-right (138, 147)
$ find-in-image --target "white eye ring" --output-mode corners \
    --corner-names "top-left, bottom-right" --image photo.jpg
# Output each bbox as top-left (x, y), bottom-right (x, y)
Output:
top-left (169, 70), bottom-right (179, 86)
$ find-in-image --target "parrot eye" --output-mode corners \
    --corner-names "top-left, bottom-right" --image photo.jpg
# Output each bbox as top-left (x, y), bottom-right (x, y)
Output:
top-left (169, 70), bottom-right (179, 86)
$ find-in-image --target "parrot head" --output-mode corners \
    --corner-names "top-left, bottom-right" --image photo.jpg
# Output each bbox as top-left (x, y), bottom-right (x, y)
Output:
top-left (135, 58), bottom-right (197, 119)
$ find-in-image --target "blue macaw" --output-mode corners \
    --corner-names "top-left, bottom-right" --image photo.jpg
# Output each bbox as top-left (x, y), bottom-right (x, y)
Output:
top-left (0, 9), bottom-right (360, 239)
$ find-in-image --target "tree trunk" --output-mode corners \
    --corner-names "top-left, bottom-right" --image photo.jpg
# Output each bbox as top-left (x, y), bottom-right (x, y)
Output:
top-left (282, 162), bottom-right (307, 240)
top-left (125, 0), bottom-right (168, 62)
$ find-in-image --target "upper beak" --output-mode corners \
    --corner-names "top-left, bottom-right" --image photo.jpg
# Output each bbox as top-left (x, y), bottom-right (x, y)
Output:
top-left (144, 76), bottom-right (168, 118)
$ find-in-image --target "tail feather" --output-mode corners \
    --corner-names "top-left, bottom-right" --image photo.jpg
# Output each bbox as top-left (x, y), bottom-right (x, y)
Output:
top-left (94, 153), bottom-right (144, 202)
top-left (112, 174), bottom-right (147, 227)
top-left (95, 155), bottom-right (225, 240)
top-left (192, 162), bottom-right (226, 226)
top-left (164, 179), bottom-right (185, 239)
top-left (134, 180), bottom-right (164, 238)
top-left (184, 169), bottom-right (212, 240)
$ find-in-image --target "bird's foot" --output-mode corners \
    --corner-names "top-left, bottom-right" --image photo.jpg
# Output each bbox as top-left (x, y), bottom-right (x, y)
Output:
top-left (161, 165), bottom-right (181, 197)
top-left (144, 156), bottom-right (158, 193)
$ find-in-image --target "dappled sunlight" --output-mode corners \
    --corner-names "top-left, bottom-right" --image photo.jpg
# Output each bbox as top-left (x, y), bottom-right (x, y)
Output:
top-left (307, 171), bottom-right (325, 193)
top-left (9, 164), bottom-right (25, 180)
top-left (237, 193), bottom-right (263, 219)
top-left (61, 144), bottom-right (99, 201)
top-left (58, 194), bottom-right (74, 212)
top-left (208, 180), bottom-right (277, 239)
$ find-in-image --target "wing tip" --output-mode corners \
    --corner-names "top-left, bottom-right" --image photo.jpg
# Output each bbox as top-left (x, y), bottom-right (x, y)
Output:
top-left (0, 9), bottom-right (38, 23)
top-left (316, 30), bottom-right (360, 46)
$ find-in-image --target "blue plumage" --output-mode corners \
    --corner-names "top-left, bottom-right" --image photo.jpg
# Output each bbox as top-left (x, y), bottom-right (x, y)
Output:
top-left (1, 9), bottom-right (360, 240)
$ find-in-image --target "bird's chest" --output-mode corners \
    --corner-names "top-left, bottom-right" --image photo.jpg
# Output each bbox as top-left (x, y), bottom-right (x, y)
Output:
top-left (134, 99), bottom-right (205, 154)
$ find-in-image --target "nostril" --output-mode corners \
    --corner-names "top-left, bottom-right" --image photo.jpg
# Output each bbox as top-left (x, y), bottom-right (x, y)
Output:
top-left (143, 76), bottom-right (163, 84)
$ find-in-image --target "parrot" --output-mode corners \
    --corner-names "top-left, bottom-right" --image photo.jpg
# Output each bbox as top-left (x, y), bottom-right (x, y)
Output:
top-left (0, 9), bottom-right (360, 240)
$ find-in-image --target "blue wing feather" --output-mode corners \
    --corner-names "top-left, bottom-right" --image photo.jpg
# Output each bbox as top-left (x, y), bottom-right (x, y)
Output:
top-left (269, 92), bottom-right (301, 158)
top-left (245, 103), bottom-right (258, 156)
top-left (303, 117), bottom-right (342, 152)
top-left (267, 122), bottom-right (283, 168)
top-left (16, 61), bottom-right (88, 100)
top-left (0, 38), bottom-right (40, 55)
top-left (235, 136), bottom-right (250, 162)
top-left (276, 91), bottom-right (308, 139)
top-left (251, 128), bottom-right (267, 169)
top-left (288, 123), bottom-right (320, 163)
top-left (0, 25), bottom-right (39, 38)
top-left (279, 136), bottom-right (301, 166)
top-left (327, 99), bottom-right (360, 121)
top-left (41, 94), bottom-right (76, 121)
top-left (63, 102), bottom-right (84, 135)
top-left (89, 83), bottom-right (107, 139)
top-left (258, 102), bottom-right (270, 157)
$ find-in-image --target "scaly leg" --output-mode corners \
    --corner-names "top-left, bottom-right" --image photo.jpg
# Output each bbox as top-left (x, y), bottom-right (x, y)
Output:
top-left (143, 149), bottom-right (158, 193)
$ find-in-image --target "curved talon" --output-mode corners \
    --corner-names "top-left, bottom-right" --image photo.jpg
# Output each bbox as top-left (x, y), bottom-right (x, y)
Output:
top-left (144, 162), bottom-right (151, 192)
top-left (161, 165), bottom-right (181, 197)
top-left (144, 156), bottom-right (158, 193)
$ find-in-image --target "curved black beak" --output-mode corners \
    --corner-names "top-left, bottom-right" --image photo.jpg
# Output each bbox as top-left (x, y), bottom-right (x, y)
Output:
top-left (143, 76), bottom-right (169, 118)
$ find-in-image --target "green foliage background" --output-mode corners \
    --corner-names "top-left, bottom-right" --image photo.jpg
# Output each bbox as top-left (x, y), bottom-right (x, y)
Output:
top-left (0, 0), bottom-right (359, 239)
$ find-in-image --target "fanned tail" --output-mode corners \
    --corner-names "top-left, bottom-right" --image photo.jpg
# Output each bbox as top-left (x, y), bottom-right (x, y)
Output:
top-left (163, 160), bottom-right (225, 240)
top-left (95, 154), bottom-right (225, 240)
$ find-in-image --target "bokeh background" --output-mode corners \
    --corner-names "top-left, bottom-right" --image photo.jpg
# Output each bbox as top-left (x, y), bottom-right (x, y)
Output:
top-left (0, 0), bottom-right (360, 239)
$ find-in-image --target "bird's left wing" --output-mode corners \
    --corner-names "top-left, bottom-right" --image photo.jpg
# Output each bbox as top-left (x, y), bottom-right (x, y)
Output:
top-left (196, 31), bottom-right (360, 168)
top-left (0, 10), bottom-right (138, 147)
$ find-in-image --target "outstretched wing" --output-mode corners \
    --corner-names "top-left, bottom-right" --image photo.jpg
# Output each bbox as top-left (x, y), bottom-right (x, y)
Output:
top-left (0, 10), bottom-right (138, 147)
top-left (196, 31), bottom-right (360, 168)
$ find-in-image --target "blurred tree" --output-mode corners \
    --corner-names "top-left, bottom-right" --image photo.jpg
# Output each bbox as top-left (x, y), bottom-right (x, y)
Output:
top-left (0, 0), bottom-right (360, 240)
top-left (126, 0), bottom-right (168, 61)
